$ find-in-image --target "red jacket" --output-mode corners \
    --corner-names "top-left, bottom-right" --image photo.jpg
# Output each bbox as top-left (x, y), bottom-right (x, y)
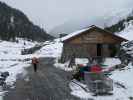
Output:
top-left (91, 65), bottom-right (102, 73)
top-left (32, 57), bottom-right (39, 64)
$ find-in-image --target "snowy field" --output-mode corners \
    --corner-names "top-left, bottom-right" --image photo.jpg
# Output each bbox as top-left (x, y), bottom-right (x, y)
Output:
top-left (0, 40), bottom-right (33, 83)
top-left (0, 39), bottom-right (38, 99)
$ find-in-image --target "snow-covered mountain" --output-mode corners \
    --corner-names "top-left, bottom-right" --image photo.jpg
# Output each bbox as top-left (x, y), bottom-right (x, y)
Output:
top-left (104, 10), bottom-right (133, 41)
top-left (118, 21), bottom-right (133, 40)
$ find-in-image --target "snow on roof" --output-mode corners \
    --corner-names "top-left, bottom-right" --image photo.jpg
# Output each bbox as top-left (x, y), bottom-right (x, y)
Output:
top-left (61, 25), bottom-right (127, 42)
top-left (61, 26), bottom-right (95, 42)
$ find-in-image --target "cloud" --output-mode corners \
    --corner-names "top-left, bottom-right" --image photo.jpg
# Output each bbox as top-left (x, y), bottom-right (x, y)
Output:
top-left (1, 0), bottom-right (133, 31)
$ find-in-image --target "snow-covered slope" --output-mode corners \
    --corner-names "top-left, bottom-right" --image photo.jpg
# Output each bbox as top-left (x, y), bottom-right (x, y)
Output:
top-left (118, 20), bottom-right (133, 40)
top-left (104, 9), bottom-right (132, 27)
top-left (35, 39), bottom-right (63, 58)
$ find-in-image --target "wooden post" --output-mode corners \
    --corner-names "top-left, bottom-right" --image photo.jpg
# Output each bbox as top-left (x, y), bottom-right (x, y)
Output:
top-left (68, 54), bottom-right (75, 68)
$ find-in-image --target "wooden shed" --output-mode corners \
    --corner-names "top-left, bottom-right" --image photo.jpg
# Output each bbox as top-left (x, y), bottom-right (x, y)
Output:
top-left (60, 25), bottom-right (128, 63)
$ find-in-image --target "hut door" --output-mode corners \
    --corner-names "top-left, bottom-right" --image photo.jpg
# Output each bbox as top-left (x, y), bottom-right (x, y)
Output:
top-left (97, 44), bottom-right (102, 56)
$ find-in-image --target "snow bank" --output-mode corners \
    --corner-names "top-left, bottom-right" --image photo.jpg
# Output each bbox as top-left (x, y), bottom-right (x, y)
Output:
top-left (111, 63), bottom-right (133, 96)
top-left (4, 62), bottom-right (30, 86)
top-left (103, 58), bottom-right (121, 67)
top-left (54, 59), bottom-right (73, 71)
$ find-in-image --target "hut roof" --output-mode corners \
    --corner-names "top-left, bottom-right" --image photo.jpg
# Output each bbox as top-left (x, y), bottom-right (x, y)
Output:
top-left (61, 25), bottom-right (128, 42)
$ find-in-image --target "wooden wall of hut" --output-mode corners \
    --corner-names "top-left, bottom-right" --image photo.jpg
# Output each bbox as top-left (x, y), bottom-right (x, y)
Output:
top-left (60, 43), bottom-right (118, 63)
top-left (60, 27), bottom-right (126, 63)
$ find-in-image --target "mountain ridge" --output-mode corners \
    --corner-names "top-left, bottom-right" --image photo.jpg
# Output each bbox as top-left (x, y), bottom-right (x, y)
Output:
top-left (0, 1), bottom-right (53, 41)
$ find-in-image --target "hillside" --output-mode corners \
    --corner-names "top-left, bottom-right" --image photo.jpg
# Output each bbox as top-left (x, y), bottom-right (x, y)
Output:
top-left (105, 11), bottom-right (133, 35)
top-left (0, 2), bottom-right (53, 41)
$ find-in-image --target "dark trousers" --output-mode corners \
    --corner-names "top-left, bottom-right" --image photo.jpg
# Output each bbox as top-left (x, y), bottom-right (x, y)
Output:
top-left (33, 64), bottom-right (37, 72)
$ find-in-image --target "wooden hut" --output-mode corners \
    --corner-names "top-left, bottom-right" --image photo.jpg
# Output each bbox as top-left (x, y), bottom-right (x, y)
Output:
top-left (60, 25), bottom-right (128, 63)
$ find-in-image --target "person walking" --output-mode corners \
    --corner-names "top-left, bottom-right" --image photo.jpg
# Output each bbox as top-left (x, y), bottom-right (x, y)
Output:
top-left (32, 57), bottom-right (39, 72)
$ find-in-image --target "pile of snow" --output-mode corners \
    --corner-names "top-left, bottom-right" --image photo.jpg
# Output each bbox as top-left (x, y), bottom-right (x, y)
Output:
top-left (103, 58), bottom-right (121, 67)
top-left (54, 59), bottom-right (73, 71)
top-left (3, 61), bottom-right (30, 86)
top-left (75, 58), bottom-right (89, 66)
top-left (111, 63), bottom-right (133, 96)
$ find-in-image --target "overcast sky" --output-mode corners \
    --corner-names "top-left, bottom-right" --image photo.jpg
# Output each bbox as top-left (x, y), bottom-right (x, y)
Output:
top-left (1, 0), bottom-right (133, 32)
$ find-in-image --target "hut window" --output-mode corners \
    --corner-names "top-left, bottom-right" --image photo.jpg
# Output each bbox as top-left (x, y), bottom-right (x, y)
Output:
top-left (109, 44), bottom-right (118, 57)
top-left (97, 44), bottom-right (102, 56)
